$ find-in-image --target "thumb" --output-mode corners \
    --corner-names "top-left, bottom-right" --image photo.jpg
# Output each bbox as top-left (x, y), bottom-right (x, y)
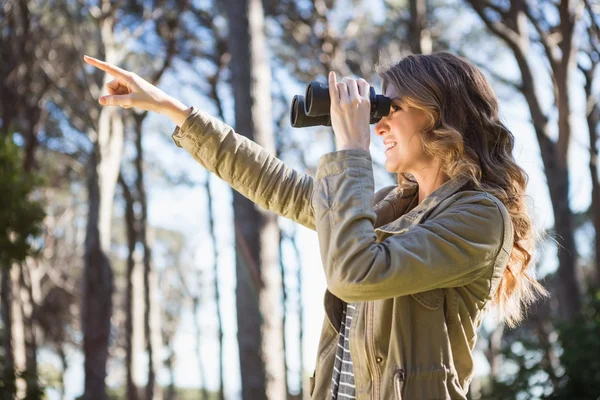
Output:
top-left (99, 93), bottom-right (133, 108)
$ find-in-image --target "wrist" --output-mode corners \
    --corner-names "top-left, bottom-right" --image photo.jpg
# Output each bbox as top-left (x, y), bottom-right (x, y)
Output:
top-left (336, 141), bottom-right (369, 152)
top-left (160, 98), bottom-right (192, 127)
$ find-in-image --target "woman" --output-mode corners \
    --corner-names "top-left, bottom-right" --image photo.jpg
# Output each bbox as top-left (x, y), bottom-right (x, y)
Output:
top-left (84, 52), bottom-right (547, 399)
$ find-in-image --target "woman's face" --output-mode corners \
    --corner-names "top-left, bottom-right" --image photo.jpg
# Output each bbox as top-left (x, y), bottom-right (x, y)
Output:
top-left (374, 85), bottom-right (432, 175)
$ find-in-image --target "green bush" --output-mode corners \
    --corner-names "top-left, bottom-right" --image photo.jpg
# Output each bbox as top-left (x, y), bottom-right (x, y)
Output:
top-left (550, 287), bottom-right (600, 399)
top-left (481, 287), bottom-right (600, 400)
top-left (0, 135), bottom-right (45, 268)
top-left (0, 134), bottom-right (46, 399)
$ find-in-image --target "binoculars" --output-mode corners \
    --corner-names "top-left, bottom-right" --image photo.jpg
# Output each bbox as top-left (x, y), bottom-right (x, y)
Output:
top-left (290, 81), bottom-right (392, 128)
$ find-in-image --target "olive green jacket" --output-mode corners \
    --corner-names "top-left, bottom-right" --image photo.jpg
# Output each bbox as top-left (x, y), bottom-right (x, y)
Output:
top-left (172, 107), bottom-right (514, 400)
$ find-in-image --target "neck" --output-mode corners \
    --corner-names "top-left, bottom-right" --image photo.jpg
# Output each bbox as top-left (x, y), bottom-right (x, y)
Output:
top-left (413, 163), bottom-right (450, 205)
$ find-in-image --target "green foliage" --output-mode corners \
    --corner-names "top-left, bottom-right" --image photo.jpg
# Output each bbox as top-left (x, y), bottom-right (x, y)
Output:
top-left (0, 135), bottom-right (45, 268)
top-left (481, 288), bottom-right (600, 400)
top-left (550, 287), bottom-right (600, 399)
top-left (0, 134), bottom-right (46, 398)
top-left (480, 329), bottom-right (554, 399)
top-left (0, 362), bottom-right (46, 400)
top-left (0, 367), bottom-right (18, 400)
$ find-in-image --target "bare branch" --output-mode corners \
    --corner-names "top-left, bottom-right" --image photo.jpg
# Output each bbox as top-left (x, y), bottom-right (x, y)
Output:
top-left (466, 0), bottom-right (523, 48)
top-left (482, 0), bottom-right (510, 18)
top-left (522, 2), bottom-right (560, 72)
top-left (583, 0), bottom-right (600, 38)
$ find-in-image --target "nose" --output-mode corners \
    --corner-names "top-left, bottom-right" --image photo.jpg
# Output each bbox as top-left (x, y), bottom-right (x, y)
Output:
top-left (374, 117), bottom-right (388, 137)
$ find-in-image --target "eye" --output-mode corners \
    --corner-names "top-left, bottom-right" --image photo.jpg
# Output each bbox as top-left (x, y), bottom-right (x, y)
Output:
top-left (389, 104), bottom-right (402, 114)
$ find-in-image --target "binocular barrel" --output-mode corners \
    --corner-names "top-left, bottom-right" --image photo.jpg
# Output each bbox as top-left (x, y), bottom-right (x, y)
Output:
top-left (290, 95), bottom-right (332, 128)
top-left (290, 81), bottom-right (391, 128)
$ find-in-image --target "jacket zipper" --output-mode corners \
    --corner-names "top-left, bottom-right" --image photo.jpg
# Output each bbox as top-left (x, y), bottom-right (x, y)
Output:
top-left (394, 368), bottom-right (406, 400)
top-left (362, 303), bottom-right (374, 399)
top-left (364, 302), bottom-right (380, 400)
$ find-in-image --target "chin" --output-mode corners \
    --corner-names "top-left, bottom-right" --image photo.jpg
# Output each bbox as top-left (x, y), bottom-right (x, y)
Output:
top-left (385, 161), bottom-right (402, 174)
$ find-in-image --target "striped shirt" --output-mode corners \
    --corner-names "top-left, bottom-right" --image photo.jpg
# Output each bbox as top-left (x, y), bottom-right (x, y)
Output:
top-left (330, 303), bottom-right (356, 399)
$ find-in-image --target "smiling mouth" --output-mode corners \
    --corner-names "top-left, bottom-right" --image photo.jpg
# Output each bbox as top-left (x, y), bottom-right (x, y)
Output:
top-left (385, 142), bottom-right (397, 152)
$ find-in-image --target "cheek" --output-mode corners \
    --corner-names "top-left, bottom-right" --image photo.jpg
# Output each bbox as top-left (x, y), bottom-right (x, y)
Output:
top-left (405, 132), bottom-right (423, 153)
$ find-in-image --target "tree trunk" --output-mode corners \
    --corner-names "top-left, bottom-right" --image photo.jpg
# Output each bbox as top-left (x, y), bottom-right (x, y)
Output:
top-left (149, 262), bottom-right (163, 400)
top-left (82, 145), bottom-right (113, 400)
top-left (224, 0), bottom-right (285, 398)
top-left (58, 346), bottom-right (68, 400)
top-left (289, 230), bottom-right (304, 399)
top-left (207, 64), bottom-right (229, 400)
top-left (133, 255), bottom-right (145, 397)
top-left (133, 114), bottom-right (157, 400)
top-left (165, 346), bottom-right (176, 400)
top-left (1, 267), bottom-right (16, 400)
top-left (192, 297), bottom-right (208, 400)
top-left (547, 163), bottom-right (580, 318)
top-left (11, 265), bottom-right (26, 398)
top-left (466, 0), bottom-right (582, 320)
top-left (408, 0), bottom-right (431, 54)
top-left (581, 61), bottom-right (600, 283)
top-left (278, 234), bottom-right (290, 398)
top-left (484, 324), bottom-right (504, 378)
top-left (2, 2), bottom-right (50, 395)
top-left (82, 11), bottom-right (123, 397)
top-left (17, 263), bottom-right (39, 398)
top-left (205, 172), bottom-right (225, 400)
top-left (119, 174), bottom-right (140, 400)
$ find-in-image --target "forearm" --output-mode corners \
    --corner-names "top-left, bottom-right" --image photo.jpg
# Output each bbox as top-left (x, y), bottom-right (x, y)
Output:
top-left (313, 153), bottom-right (505, 302)
top-left (158, 97), bottom-right (193, 127)
top-left (172, 107), bottom-right (316, 230)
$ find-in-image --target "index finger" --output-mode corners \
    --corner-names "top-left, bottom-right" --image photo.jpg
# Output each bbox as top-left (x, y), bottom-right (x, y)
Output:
top-left (83, 55), bottom-right (132, 80)
top-left (328, 71), bottom-right (339, 103)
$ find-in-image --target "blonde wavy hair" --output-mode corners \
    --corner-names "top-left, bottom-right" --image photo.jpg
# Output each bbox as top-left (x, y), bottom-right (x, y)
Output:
top-left (377, 52), bottom-right (548, 328)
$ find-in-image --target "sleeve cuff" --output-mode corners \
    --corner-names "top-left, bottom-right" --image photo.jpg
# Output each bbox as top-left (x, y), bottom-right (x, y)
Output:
top-left (171, 106), bottom-right (201, 147)
top-left (316, 149), bottom-right (372, 179)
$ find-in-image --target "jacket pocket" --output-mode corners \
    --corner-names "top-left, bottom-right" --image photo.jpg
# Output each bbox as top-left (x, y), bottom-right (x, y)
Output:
top-left (411, 288), bottom-right (444, 310)
top-left (399, 367), bottom-right (451, 400)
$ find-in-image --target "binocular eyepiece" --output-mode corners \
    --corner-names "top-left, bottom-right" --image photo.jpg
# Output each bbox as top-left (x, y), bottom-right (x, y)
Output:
top-left (290, 81), bottom-right (391, 128)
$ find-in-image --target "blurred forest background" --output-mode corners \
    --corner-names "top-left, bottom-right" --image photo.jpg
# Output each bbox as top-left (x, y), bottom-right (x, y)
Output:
top-left (1, 0), bottom-right (600, 399)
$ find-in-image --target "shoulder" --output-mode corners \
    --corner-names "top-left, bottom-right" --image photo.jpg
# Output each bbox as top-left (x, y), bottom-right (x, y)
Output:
top-left (434, 190), bottom-right (508, 218)
top-left (430, 190), bottom-right (514, 254)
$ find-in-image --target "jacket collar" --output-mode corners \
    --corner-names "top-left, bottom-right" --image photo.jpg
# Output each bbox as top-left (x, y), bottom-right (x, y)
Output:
top-left (376, 175), bottom-right (471, 233)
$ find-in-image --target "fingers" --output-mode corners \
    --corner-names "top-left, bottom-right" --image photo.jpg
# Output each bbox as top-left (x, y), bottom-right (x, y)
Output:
top-left (328, 72), bottom-right (370, 105)
top-left (328, 71), bottom-right (339, 104)
top-left (99, 93), bottom-right (134, 108)
top-left (328, 72), bottom-right (350, 104)
top-left (357, 78), bottom-right (369, 98)
top-left (106, 79), bottom-right (130, 95)
top-left (85, 56), bottom-right (142, 109)
top-left (83, 55), bottom-right (134, 83)
top-left (343, 77), bottom-right (360, 101)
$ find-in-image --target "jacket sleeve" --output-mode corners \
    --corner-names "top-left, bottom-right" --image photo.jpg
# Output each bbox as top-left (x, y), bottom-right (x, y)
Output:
top-left (172, 107), bottom-right (316, 230)
top-left (313, 150), bottom-right (507, 303)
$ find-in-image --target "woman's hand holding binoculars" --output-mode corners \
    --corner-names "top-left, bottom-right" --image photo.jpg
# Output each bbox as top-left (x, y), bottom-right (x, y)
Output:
top-left (83, 55), bottom-right (192, 127)
top-left (328, 71), bottom-right (372, 152)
